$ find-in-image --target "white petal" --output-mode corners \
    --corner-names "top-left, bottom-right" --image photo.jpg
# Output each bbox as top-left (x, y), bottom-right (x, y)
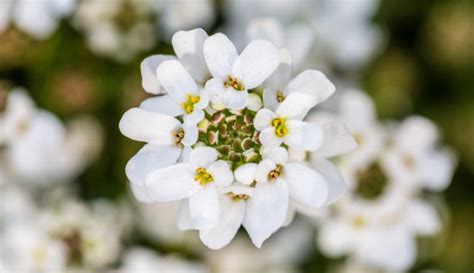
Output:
top-left (285, 24), bottom-right (315, 68)
top-left (232, 40), bottom-right (280, 89)
top-left (181, 125), bottom-right (198, 146)
top-left (130, 183), bottom-right (157, 203)
top-left (189, 147), bottom-right (218, 168)
top-left (247, 93), bottom-right (263, 111)
top-left (204, 33), bottom-right (238, 80)
top-left (189, 185), bottom-right (220, 229)
top-left (317, 221), bottom-right (353, 256)
top-left (316, 121), bottom-right (358, 158)
top-left (255, 159), bottom-right (276, 183)
top-left (285, 121), bottom-right (323, 151)
top-left (235, 163), bottom-right (258, 185)
top-left (308, 158), bottom-right (346, 205)
top-left (338, 89), bottom-right (375, 131)
top-left (195, 88), bottom-right (210, 109)
top-left (276, 93), bottom-right (317, 120)
top-left (205, 78), bottom-right (227, 105)
top-left (199, 195), bottom-right (246, 249)
top-left (285, 163), bottom-right (328, 208)
top-left (126, 144), bottom-right (182, 186)
top-left (172, 28), bottom-right (210, 83)
top-left (177, 199), bottom-right (193, 230)
top-left (139, 95), bottom-right (183, 116)
top-left (119, 108), bottom-right (180, 144)
top-left (243, 179), bottom-right (289, 248)
top-left (254, 108), bottom-right (275, 131)
top-left (246, 18), bottom-right (284, 48)
top-left (406, 200), bottom-right (441, 235)
top-left (140, 55), bottom-right (175, 94)
top-left (262, 146), bottom-right (288, 165)
top-left (145, 164), bottom-right (198, 202)
top-left (419, 148), bottom-right (456, 191)
top-left (208, 160), bottom-right (233, 187)
top-left (394, 116), bottom-right (439, 155)
top-left (156, 60), bottom-right (198, 102)
top-left (259, 127), bottom-right (283, 148)
top-left (183, 108), bottom-right (205, 125)
top-left (223, 89), bottom-right (249, 110)
top-left (284, 70), bottom-right (335, 105)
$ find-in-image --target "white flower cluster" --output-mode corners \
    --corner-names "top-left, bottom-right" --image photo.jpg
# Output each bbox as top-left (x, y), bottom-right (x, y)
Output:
top-left (120, 28), bottom-right (357, 249)
top-left (0, 88), bottom-right (102, 186)
top-left (0, 0), bottom-right (76, 39)
top-left (307, 90), bottom-right (456, 271)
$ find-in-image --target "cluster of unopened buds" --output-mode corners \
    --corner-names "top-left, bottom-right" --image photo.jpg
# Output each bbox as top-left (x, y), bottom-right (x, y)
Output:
top-left (120, 28), bottom-right (357, 249)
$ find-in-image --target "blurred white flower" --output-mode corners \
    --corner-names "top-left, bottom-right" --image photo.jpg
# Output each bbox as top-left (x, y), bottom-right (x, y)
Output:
top-left (0, 89), bottom-right (102, 186)
top-left (120, 247), bottom-right (209, 273)
top-left (120, 28), bottom-right (355, 249)
top-left (73, 0), bottom-right (156, 61)
top-left (0, 0), bottom-right (75, 39)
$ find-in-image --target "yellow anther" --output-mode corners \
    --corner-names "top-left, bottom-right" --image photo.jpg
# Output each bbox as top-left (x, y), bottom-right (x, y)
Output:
top-left (181, 94), bottom-right (200, 114)
top-left (351, 215), bottom-right (366, 229)
top-left (276, 91), bottom-right (285, 102)
top-left (173, 128), bottom-right (185, 147)
top-left (194, 168), bottom-right (214, 185)
top-left (227, 192), bottom-right (249, 201)
top-left (224, 75), bottom-right (245, 91)
top-left (271, 118), bottom-right (288, 137)
top-left (268, 164), bottom-right (283, 181)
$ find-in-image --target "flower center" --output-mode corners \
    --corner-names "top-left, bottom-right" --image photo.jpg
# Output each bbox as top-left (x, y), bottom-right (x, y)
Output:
top-left (181, 94), bottom-right (200, 114)
top-left (268, 164), bottom-right (283, 181)
top-left (271, 118), bottom-right (288, 137)
top-left (194, 167), bottom-right (214, 186)
top-left (196, 109), bottom-right (261, 170)
top-left (227, 192), bottom-right (250, 201)
top-left (351, 215), bottom-right (366, 229)
top-left (224, 75), bottom-right (245, 91)
top-left (276, 91), bottom-right (285, 103)
top-left (173, 128), bottom-right (185, 147)
top-left (355, 162), bottom-right (388, 200)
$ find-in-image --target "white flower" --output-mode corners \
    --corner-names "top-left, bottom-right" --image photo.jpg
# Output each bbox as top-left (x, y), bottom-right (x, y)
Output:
top-left (0, 0), bottom-right (75, 39)
top-left (254, 93), bottom-right (324, 151)
top-left (120, 28), bottom-right (354, 249)
top-left (145, 147), bottom-right (233, 229)
top-left (204, 33), bottom-right (279, 110)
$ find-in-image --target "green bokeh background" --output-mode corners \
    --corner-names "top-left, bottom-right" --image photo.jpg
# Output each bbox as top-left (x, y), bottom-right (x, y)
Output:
top-left (0, 0), bottom-right (472, 272)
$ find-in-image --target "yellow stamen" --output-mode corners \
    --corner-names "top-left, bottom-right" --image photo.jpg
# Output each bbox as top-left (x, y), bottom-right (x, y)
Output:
top-left (173, 128), bottom-right (185, 148)
top-left (276, 91), bottom-right (285, 102)
top-left (227, 192), bottom-right (249, 201)
top-left (224, 75), bottom-right (245, 91)
top-left (351, 215), bottom-right (366, 229)
top-left (181, 94), bottom-right (200, 114)
top-left (194, 167), bottom-right (214, 185)
top-left (271, 118), bottom-right (288, 137)
top-left (268, 164), bottom-right (283, 181)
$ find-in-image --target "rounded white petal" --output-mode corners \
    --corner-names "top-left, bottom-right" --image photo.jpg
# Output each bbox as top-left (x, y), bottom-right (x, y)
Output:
top-left (126, 144), bottom-right (182, 186)
top-left (254, 108), bottom-right (275, 131)
top-left (285, 24), bottom-right (315, 68)
top-left (172, 28), bottom-right (210, 83)
top-left (195, 88), bottom-right (210, 109)
top-left (316, 121), bottom-right (358, 158)
top-left (119, 108), bottom-right (180, 144)
top-left (243, 179), bottom-right (289, 248)
top-left (204, 33), bottom-right (238, 80)
top-left (285, 162), bottom-right (329, 208)
top-left (394, 116), bottom-right (439, 155)
top-left (255, 159), bottom-right (277, 183)
top-left (419, 148), bottom-right (456, 191)
top-left (223, 90), bottom-right (249, 110)
top-left (259, 127), bottom-right (283, 148)
top-left (235, 163), bottom-right (258, 185)
top-left (338, 89), bottom-right (376, 131)
top-left (246, 18), bottom-right (284, 48)
top-left (317, 221), bottom-right (353, 256)
top-left (262, 146), bottom-right (288, 165)
top-left (232, 40), bottom-right (280, 89)
top-left (183, 108), bottom-right (205, 125)
top-left (145, 164), bottom-right (198, 202)
top-left (189, 147), bottom-right (218, 168)
top-left (189, 185), bottom-right (220, 229)
top-left (284, 121), bottom-right (323, 151)
top-left (205, 78), bottom-right (227, 105)
top-left (140, 55), bottom-right (175, 94)
top-left (177, 199), bottom-right (193, 230)
top-left (156, 60), bottom-right (198, 102)
top-left (199, 195), bottom-right (246, 249)
top-left (130, 183), bottom-right (156, 203)
top-left (264, 49), bottom-right (293, 93)
top-left (308, 158), bottom-right (346, 205)
top-left (247, 93), bottom-right (263, 111)
top-left (208, 160), bottom-right (233, 187)
top-left (284, 70), bottom-right (335, 106)
top-left (139, 95), bottom-right (184, 117)
top-left (407, 200), bottom-right (441, 235)
top-left (181, 125), bottom-right (198, 146)
top-left (276, 93), bottom-right (317, 120)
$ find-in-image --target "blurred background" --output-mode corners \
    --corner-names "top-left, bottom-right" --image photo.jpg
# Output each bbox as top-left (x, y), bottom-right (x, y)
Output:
top-left (0, 0), bottom-right (472, 272)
